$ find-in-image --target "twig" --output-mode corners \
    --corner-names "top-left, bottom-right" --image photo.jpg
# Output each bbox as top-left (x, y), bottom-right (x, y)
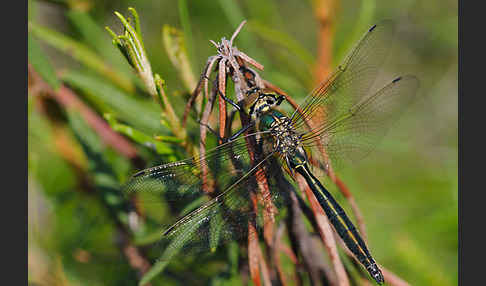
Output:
top-left (117, 226), bottom-right (152, 281)
top-left (107, 9), bottom-right (189, 151)
top-left (218, 60), bottom-right (228, 140)
top-left (248, 193), bottom-right (263, 286)
top-left (183, 56), bottom-right (218, 127)
top-left (198, 81), bottom-right (218, 194)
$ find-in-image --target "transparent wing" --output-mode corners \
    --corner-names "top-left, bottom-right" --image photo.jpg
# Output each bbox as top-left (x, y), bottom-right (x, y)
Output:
top-left (300, 75), bottom-right (420, 169)
top-left (291, 20), bottom-right (395, 130)
top-left (122, 131), bottom-right (288, 258)
top-left (123, 132), bottom-right (267, 200)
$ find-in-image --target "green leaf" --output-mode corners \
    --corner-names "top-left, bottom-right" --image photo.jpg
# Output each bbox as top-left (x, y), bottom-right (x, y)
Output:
top-left (138, 218), bottom-right (202, 285)
top-left (107, 8), bottom-right (157, 97)
top-left (178, 0), bottom-right (194, 69)
top-left (333, 0), bottom-right (376, 66)
top-left (28, 33), bottom-right (61, 90)
top-left (247, 20), bottom-right (315, 68)
top-left (67, 108), bottom-right (104, 152)
top-left (228, 242), bottom-right (239, 275)
top-left (245, 0), bottom-right (285, 29)
top-left (29, 22), bottom-right (134, 93)
top-left (139, 200), bottom-right (216, 285)
top-left (67, 108), bottom-right (130, 214)
top-left (209, 211), bottom-right (223, 252)
top-left (28, 98), bottom-right (77, 196)
top-left (162, 25), bottom-right (197, 92)
top-left (216, 0), bottom-right (262, 59)
top-left (104, 113), bottom-right (176, 155)
top-left (62, 70), bottom-right (164, 135)
top-left (66, 10), bottom-right (133, 74)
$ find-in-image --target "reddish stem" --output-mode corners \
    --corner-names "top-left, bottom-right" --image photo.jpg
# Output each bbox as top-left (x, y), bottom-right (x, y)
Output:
top-left (314, 0), bottom-right (335, 84)
top-left (248, 193), bottom-right (262, 286)
top-left (218, 61), bottom-right (227, 141)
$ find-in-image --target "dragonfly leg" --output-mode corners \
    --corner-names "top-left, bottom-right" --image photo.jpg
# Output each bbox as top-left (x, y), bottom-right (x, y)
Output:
top-left (197, 119), bottom-right (222, 140)
top-left (227, 123), bottom-right (253, 142)
top-left (217, 87), bottom-right (241, 111)
top-left (198, 117), bottom-right (253, 143)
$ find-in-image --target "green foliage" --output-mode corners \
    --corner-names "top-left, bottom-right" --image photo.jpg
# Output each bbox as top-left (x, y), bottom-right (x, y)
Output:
top-left (28, 34), bottom-right (60, 90)
top-left (28, 0), bottom-right (457, 285)
top-left (29, 21), bottom-right (135, 93)
top-left (62, 70), bottom-right (164, 134)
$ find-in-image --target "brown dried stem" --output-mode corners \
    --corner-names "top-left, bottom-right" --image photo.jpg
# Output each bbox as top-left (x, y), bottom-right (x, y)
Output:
top-left (182, 56), bottom-right (218, 127)
top-left (198, 81), bottom-right (218, 194)
top-left (248, 192), bottom-right (263, 286)
top-left (185, 22), bottom-right (277, 283)
top-left (217, 60), bottom-right (228, 140)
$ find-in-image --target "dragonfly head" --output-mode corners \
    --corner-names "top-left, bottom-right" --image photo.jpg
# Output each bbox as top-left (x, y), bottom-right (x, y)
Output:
top-left (246, 88), bottom-right (285, 121)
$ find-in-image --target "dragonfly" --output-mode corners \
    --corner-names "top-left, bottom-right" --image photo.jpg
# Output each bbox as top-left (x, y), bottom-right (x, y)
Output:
top-left (123, 20), bottom-right (419, 284)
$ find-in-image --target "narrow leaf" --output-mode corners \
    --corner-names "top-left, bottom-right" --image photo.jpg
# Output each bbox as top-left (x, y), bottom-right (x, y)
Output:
top-left (138, 206), bottom-right (210, 285)
top-left (177, 0), bottom-right (194, 69)
top-left (29, 22), bottom-right (134, 93)
top-left (62, 71), bottom-right (163, 135)
top-left (66, 10), bottom-right (132, 73)
top-left (248, 20), bottom-right (315, 67)
top-left (28, 34), bottom-right (60, 90)
top-left (162, 25), bottom-right (197, 92)
top-left (104, 114), bottom-right (175, 155)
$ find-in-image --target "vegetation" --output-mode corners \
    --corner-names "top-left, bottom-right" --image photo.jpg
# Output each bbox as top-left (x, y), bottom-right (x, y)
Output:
top-left (28, 0), bottom-right (457, 285)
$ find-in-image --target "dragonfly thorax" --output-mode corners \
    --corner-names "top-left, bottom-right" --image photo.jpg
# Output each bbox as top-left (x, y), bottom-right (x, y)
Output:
top-left (271, 119), bottom-right (300, 154)
top-left (259, 112), bottom-right (301, 157)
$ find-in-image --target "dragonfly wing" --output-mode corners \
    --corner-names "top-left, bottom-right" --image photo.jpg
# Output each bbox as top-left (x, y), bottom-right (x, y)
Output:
top-left (124, 133), bottom-right (265, 201)
top-left (291, 20), bottom-right (395, 130)
top-left (122, 132), bottom-right (286, 258)
top-left (159, 150), bottom-right (278, 253)
top-left (301, 75), bottom-right (420, 169)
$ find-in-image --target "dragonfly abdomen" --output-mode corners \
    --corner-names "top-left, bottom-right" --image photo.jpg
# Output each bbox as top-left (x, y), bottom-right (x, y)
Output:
top-left (295, 163), bottom-right (385, 284)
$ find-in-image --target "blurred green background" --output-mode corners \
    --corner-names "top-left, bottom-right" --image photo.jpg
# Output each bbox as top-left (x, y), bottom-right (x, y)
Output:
top-left (28, 0), bottom-right (457, 285)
